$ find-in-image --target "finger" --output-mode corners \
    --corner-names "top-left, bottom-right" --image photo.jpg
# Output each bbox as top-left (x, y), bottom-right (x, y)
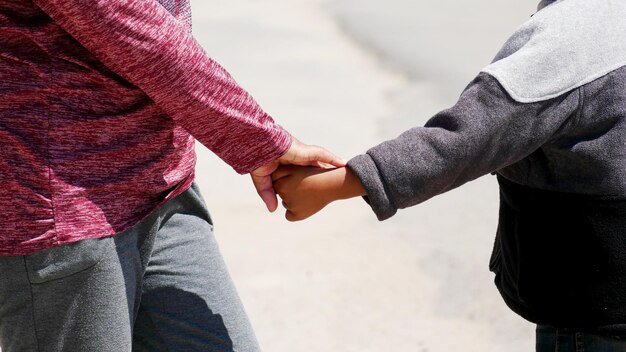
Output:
top-left (251, 160), bottom-right (280, 178)
top-left (251, 174), bottom-right (278, 212)
top-left (280, 139), bottom-right (346, 168)
top-left (285, 210), bottom-right (298, 222)
top-left (286, 210), bottom-right (313, 222)
top-left (310, 160), bottom-right (338, 169)
top-left (271, 165), bottom-right (297, 181)
top-left (302, 146), bottom-right (346, 168)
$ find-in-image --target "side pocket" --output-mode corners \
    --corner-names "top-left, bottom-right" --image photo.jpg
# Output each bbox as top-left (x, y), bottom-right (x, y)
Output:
top-left (24, 236), bottom-right (113, 284)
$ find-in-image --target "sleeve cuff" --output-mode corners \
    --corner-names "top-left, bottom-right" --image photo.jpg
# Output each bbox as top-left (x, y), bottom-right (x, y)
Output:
top-left (347, 154), bottom-right (397, 221)
top-left (233, 127), bottom-right (292, 174)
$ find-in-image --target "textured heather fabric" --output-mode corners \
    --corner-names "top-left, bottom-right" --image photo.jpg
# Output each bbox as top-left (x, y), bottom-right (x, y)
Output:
top-left (0, 184), bottom-right (261, 351)
top-left (158, 0), bottom-right (192, 25)
top-left (483, 0), bottom-right (626, 103)
top-left (0, 0), bottom-right (291, 255)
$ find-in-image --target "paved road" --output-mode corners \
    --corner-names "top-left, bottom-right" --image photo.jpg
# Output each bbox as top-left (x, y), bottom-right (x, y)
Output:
top-left (190, 1), bottom-right (535, 351)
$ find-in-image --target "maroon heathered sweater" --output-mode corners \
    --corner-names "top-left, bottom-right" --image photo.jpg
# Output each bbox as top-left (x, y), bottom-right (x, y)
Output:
top-left (0, 0), bottom-right (292, 255)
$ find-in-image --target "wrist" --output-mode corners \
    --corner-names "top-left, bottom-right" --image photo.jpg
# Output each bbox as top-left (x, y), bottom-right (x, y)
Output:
top-left (328, 167), bottom-right (366, 201)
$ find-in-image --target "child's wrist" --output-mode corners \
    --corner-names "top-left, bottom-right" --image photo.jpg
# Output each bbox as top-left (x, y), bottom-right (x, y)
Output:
top-left (333, 167), bottom-right (366, 201)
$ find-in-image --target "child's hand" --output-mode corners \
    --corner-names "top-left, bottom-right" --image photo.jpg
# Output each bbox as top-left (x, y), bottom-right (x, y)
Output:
top-left (272, 165), bottom-right (366, 221)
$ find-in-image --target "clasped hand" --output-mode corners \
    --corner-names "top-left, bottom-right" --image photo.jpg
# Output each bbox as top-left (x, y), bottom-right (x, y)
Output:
top-left (251, 138), bottom-right (365, 221)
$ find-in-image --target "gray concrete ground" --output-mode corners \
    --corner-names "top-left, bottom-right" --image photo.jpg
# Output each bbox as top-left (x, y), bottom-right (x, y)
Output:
top-left (191, 1), bottom-right (537, 351)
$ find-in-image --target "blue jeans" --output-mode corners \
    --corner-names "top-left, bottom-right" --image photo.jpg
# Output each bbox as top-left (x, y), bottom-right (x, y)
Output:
top-left (536, 325), bottom-right (626, 352)
top-left (0, 183), bottom-right (260, 352)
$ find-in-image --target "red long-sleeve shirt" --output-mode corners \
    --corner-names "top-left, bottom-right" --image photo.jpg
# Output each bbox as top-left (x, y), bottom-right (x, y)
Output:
top-left (0, 0), bottom-right (291, 255)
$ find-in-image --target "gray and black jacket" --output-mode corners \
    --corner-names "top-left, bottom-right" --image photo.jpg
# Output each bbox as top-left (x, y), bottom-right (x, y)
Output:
top-left (348, 0), bottom-right (626, 329)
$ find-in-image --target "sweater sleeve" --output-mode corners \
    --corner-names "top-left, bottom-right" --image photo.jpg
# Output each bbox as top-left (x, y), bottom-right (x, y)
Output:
top-left (347, 73), bottom-right (581, 221)
top-left (32, 0), bottom-right (291, 174)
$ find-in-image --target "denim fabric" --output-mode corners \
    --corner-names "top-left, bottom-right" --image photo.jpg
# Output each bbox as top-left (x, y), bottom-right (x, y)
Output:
top-left (0, 183), bottom-right (260, 352)
top-left (536, 325), bottom-right (626, 352)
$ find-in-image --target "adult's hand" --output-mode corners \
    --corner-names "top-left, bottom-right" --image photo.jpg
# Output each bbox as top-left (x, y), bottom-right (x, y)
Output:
top-left (251, 138), bottom-right (346, 212)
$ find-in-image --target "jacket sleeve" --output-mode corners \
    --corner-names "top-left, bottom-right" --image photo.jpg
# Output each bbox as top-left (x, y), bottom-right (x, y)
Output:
top-left (347, 72), bottom-right (581, 220)
top-left (32, 0), bottom-right (291, 174)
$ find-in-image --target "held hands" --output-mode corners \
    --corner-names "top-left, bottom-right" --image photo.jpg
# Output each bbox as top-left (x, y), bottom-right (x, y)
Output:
top-left (250, 137), bottom-right (365, 220)
top-left (271, 165), bottom-right (366, 221)
top-left (250, 137), bottom-right (346, 212)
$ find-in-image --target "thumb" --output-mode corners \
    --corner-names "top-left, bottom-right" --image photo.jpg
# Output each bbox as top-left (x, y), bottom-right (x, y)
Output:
top-left (251, 173), bottom-right (278, 212)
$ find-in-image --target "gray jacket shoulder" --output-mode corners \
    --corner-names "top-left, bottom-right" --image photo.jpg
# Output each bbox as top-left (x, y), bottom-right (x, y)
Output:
top-left (482, 0), bottom-right (626, 103)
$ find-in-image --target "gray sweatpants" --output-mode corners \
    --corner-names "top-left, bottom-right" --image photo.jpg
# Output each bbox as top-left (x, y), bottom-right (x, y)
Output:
top-left (0, 183), bottom-right (261, 352)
